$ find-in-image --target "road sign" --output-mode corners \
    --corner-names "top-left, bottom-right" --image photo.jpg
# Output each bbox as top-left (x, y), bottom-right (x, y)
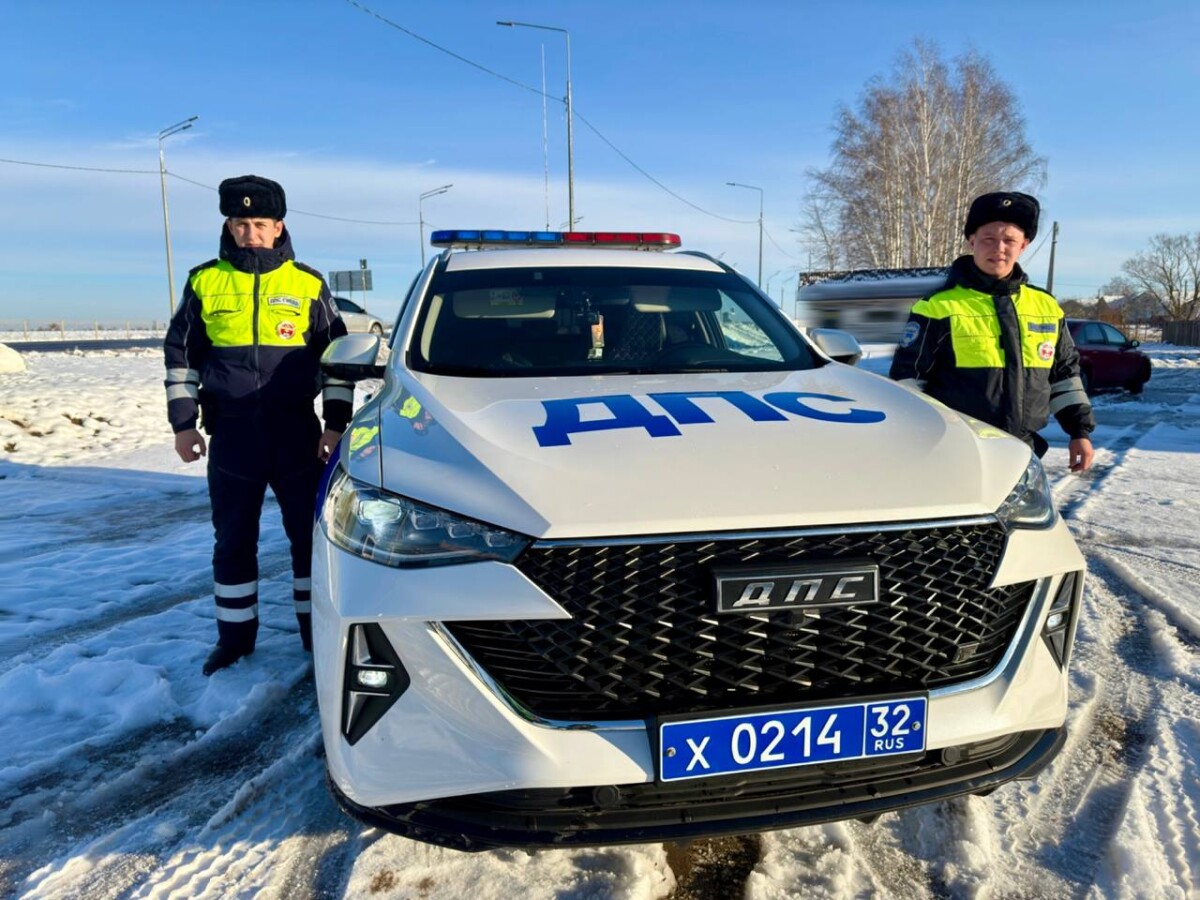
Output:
top-left (329, 269), bottom-right (373, 293)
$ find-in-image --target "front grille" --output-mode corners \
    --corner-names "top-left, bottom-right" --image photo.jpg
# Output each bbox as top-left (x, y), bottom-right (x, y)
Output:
top-left (446, 521), bottom-right (1035, 720)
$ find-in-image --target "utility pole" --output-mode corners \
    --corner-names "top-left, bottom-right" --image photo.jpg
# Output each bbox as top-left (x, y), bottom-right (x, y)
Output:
top-left (1046, 221), bottom-right (1060, 294)
top-left (158, 116), bottom-right (198, 318)
top-left (726, 181), bottom-right (764, 287)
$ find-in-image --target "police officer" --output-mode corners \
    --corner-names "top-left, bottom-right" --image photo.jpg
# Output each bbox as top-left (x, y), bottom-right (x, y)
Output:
top-left (164, 175), bottom-right (353, 675)
top-left (890, 191), bottom-right (1095, 472)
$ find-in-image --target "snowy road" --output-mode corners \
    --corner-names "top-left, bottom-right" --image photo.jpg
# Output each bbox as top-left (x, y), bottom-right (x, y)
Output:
top-left (1, 346), bottom-right (1198, 899)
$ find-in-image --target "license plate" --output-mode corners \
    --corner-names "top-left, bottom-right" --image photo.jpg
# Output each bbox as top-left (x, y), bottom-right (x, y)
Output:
top-left (658, 696), bottom-right (927, 782)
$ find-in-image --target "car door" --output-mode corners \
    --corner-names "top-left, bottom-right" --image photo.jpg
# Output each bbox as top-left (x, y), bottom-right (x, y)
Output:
top-left (1098, 323), bottom-right (1141, 385)
top-left (1072, 323), bottom-right (1108, 389)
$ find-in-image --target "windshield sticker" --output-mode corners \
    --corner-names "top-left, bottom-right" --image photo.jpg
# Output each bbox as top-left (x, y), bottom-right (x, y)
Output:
top-left (488, 289), bottom-right (526, 307)
top-left (533, 390), bottom-right (886, 447)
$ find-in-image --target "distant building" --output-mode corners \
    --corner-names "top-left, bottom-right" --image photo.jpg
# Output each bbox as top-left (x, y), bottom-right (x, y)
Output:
top-left (795, 267), bottom-right (949, 343)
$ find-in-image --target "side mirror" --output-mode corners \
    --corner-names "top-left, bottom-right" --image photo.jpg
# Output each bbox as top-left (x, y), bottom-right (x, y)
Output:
top-left (808, 328), bottom-right (863, 366)
top-left (1128, 339), bottom-right (1140, 349)
top-left (321, 333), bottom-right (385, 381)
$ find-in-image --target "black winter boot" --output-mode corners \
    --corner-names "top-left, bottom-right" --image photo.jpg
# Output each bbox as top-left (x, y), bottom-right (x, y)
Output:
top-left (202, 643), bottom-right (254, 676)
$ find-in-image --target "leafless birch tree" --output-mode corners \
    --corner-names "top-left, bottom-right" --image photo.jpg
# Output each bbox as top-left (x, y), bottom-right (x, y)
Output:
top-left (801, 40), bottom-right (1046, 269)
top-left (1118, 233), bottom-right (1200, 320)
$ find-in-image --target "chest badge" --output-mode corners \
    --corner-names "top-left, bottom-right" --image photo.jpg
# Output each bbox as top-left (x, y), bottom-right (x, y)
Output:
top-left (1038, 340), bottom-right (1055, 361)
top-left (277, 321), bottom-right (296, 340)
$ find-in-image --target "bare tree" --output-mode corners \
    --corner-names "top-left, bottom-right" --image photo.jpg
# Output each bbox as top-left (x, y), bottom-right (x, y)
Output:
top-left (1118, 233), bottom-right (1200, 321)
top-left (1099, 275), bottom-right (1139, 299)
top-left (801, 40), bottom-right (1046, 270)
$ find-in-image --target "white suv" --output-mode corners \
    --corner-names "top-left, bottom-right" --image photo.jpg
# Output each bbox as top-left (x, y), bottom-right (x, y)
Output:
top-left (312, 229), bottom-right (1084, 851)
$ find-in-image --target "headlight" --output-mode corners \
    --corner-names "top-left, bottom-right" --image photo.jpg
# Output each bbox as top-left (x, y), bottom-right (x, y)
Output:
top-left (995, 454), bottom-right (1056, 530)
top-left (321, 467), bottom-right (529, 567)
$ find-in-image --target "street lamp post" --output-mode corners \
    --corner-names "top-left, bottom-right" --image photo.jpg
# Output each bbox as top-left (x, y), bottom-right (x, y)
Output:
top-left (726, 181), bottom-right (763, 288)
top-left (158, 115), bottom-right (198, 318)
top-left (418, 184), bottom-right (452, 266)
top-left (498, 19), bottom-right (575, 229)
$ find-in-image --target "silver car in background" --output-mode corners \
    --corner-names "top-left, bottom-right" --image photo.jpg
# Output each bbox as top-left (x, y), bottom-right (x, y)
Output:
top-left (333, 296), bottom-right (386, 335)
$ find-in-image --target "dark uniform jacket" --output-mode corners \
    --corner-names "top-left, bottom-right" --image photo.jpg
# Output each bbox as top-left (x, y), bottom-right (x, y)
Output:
top-left (163, 226), bottom-right (352, 435)
top-left (889, 256), bottom-right (1094, 442)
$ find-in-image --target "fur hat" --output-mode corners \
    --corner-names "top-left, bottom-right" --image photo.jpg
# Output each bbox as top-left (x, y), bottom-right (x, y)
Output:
top-left (964, 191), bottom-right (1039, 240)
top-left (218, 175), bottom-right (287, 220)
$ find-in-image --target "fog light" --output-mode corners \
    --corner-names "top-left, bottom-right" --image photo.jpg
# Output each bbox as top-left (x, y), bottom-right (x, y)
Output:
top-left (343, 623), bottom-right (410, 745)
top-left (356, 669), bottom-right (390, 689)
top-left (1042, 571), bottom-right (1081, 669)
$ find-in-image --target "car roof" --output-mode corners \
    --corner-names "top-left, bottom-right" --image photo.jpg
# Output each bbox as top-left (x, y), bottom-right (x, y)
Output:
top-left (442, 248), bottom-right (725, 273)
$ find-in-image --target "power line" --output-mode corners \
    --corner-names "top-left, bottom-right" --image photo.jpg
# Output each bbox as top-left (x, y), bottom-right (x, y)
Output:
top-left (0, 156), bottom-right (156, 174)
top-left (762, 223), bottom-right (801, 260)
top-left (345, 0), bottom-right (543, 99)
top-left (344, 0), bottom-right (757, 226)
top-left (166, 172), bottom-right (417, 225)
top-left (0, 157), bottom-right (420, 226)
top-left (572, 111), bottom-right (755, 224)
top-left (1022, 230), bottom-right (1051, 263)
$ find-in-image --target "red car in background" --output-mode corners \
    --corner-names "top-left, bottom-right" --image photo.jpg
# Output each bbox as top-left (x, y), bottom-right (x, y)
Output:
top-left (1065, 319), bottom-right (1152, 395)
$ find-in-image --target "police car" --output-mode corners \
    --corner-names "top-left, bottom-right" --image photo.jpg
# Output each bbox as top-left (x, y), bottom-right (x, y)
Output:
top-left (312, 229), bottom-right (1084, 851)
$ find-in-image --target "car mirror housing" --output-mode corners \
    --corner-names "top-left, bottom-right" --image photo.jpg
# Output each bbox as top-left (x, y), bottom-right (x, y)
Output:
top-left (808, 328), bottom-right (863, 366)
top-left (321, 333), bottom-right (385, 381)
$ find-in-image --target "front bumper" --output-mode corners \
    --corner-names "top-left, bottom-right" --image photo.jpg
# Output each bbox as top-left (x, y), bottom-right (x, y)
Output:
top-left (312, 514), bottom-right (1084, 849)
top-left (327, 727), bottom-right (1065, 851)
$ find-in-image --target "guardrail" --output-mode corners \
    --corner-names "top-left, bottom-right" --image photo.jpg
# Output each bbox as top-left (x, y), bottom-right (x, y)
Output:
top-left (0, 321), bottom-right (167, 342)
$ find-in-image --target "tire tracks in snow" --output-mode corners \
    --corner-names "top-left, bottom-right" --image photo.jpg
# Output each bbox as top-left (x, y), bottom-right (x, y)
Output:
top-left (3, 678), bottom-right (334, 899)
top-left (0, 550), bottom-right (292, 678)
top-left (974, 554), bottom-right (1173, 898)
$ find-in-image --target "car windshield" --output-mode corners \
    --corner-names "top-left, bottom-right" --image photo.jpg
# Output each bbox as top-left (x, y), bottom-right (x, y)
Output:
top-left (409, 265), bottom-right (818, 376)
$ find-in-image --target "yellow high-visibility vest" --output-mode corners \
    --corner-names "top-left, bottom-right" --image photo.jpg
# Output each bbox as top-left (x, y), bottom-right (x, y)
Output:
top-left (912, 283), bottom-right (1063, 370)
top-left (190, 260), bottom-right (323, 348)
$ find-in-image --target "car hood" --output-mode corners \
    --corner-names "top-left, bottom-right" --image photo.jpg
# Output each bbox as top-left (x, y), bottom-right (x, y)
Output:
top-left (346, 365), bottom-right (1032, 539)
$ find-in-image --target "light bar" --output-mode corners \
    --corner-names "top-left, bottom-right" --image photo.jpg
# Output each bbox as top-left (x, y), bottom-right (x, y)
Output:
top-left (430, 230), bottom-right (681, 250)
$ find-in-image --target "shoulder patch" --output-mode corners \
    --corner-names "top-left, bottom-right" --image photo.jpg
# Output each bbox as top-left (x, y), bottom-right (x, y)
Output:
top-left (900, 321), bottom-right (921, 348)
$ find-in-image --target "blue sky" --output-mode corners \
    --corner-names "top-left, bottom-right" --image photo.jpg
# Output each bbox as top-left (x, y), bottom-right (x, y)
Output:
top-left (1, 0), bottom-right (1197, 324)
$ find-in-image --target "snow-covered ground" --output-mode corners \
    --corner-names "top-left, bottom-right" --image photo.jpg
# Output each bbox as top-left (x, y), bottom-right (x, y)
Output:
top-left (0, 343), bottom-right (1198, 899)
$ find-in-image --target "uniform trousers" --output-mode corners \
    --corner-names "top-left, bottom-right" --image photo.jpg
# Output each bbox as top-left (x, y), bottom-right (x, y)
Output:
top-left (206, 410), bottom-right (321, 651)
